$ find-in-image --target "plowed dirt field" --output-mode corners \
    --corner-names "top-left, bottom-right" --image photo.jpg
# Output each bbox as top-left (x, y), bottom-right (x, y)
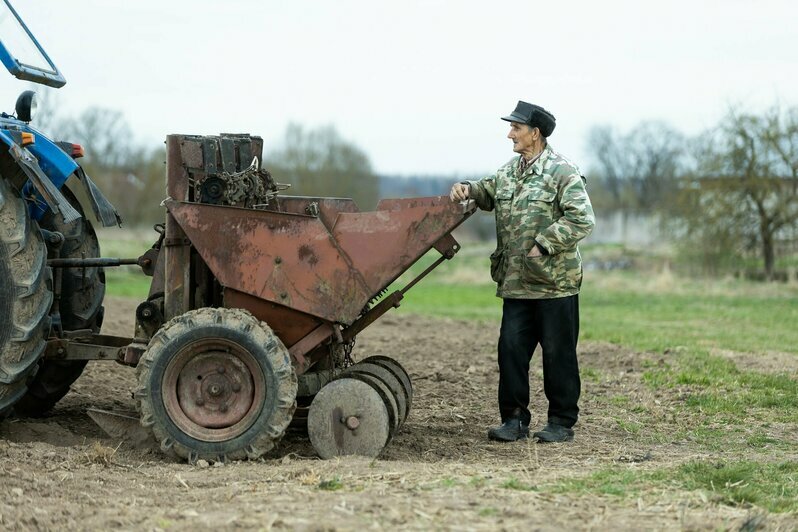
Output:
top-left (1, 297), bottom-right (795, 530)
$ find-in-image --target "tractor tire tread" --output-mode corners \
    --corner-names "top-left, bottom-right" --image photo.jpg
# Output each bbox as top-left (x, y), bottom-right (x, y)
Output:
top-left (14, 188), bottom-right (105, 417)
top-left (0, 178), bottom-right (52, 417)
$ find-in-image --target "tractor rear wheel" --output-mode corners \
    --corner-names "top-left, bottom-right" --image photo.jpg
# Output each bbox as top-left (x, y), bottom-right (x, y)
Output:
top-left (0, 178), bottom-right (53, 417)
top-left (14, 188), bottom-right (105, 417)
top-left (136, 308), bottom-right (297, 462)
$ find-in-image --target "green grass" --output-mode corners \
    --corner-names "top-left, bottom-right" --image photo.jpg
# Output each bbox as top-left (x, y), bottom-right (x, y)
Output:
top-left (551, 467), bottom-right (657, 498)
top-left (548, 461), bottom-right (798, 513)
top-left (614, 418), bottom-right (643, 435)
top-left (642, 350), bottom-right (798, 423)
top-left (439, 477), bottom-right (458, 488)
top-left (97, 228), bottom-right (156, 257)
top-left (394, 247), bottom-right (798, 425)
top-left (678, 461), bottom-right (798, 512)
top-left (383, 246), bottom-right (501, 320)
top-left (581, 367), bottom-right (601, 382)
top-left (97, 229), bottom-right (155, 299)
top-left (745, 434), bottom-right (782, 449)
top-left (395, 277), bottom-right (798, 354)
top-left (105, 269), bottom-right (152, 298)
top-left (318, 477), bottom-right (344, 491)
top-left (500, 477), bottom-right (537, 491)
top-left (580, 282), bottom-right (798, 354)
top-left (396, 283), bottom-right (502, 321)
top-left (387, 245), bottom-right (798, 355)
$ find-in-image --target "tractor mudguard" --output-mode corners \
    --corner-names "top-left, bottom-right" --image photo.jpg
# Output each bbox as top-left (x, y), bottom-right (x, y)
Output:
top-left (15, 130), bottom-right (119, 226)
top-left (23, 127), bottom-right (79, 186)
top-left (71, 166), bottom-right (122, 227)
top-left (0, 129), bottom-right (79, 223)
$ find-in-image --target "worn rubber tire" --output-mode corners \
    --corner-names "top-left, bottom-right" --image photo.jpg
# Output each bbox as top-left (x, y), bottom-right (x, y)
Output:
top-left (0, 178), bottom-right (53, 417)
top-left (14, 188), bottom-right (105, 417)
top-left (136, 308), bottom-right (297, 462)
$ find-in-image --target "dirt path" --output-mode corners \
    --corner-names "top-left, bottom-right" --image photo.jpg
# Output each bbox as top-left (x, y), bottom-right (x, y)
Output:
top-left (1, 297), bottom-right (795, 530)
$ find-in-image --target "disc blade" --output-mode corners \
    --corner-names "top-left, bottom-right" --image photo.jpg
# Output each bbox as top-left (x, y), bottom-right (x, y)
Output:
top-left (308, 378), bottom-right (390, 459)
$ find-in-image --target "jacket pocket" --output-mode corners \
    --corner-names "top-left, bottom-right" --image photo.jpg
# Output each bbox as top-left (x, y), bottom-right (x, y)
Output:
top-left (526, 189), bottom-right (556, 203)
top-left (520, 189), bottom-right (558, 223)
top-left (522, 254), bottom-right (555, 287)
top-left (496, 189), bottom-right (513, 201)
top-left (490, 248), bottom-right (506, 283)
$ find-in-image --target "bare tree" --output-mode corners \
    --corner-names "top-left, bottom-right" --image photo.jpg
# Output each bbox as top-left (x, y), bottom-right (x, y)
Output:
top-left (57, 107), bottom-right (136, 170)
top-left (587, 121), bottom-right (685, 212)
top-left (586, 125), bottom-right (628, 209)
top-left (54, 107), bottom-right (153, 224)
top-left (267, 123), bottom-right (379, 210)
top-left (115, 146), bottom-right (167, 227)
top-left (626, 122), bottom-right (684, 210)
top-left (680, 107), bottom-right (798, 279)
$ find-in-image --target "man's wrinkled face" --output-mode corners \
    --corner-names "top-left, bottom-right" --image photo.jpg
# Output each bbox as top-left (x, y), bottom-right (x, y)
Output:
top-left (507, 122), bottom-right (537, 155)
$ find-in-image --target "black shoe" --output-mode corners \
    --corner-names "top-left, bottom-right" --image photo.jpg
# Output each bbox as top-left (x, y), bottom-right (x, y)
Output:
top-left (488, 416), bottom-right (529, 442)
top-left (532, 423), bottom-right (574, 443)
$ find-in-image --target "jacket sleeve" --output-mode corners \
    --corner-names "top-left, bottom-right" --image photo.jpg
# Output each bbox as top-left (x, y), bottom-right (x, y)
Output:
top-left (465, 173), bottom-right (497, 212)
top-left (534, 173), bottom-right (595, 254)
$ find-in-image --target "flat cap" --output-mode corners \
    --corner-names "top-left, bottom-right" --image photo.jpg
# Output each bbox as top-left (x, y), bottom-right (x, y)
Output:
top-left (501, 101), bottom-right (556, 137)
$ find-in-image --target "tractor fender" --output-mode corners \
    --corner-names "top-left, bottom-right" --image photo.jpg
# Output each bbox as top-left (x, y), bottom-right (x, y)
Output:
top-left (0, 128), bottom-right (79, 223)
top-left (0, 126), bottom-right (119, 227)
top-left (68, 166), bottom-right (122, 228)
top-left (23, 127), bottom-right (79, 186)
top-left (19, 129), bottom-right (120, 227)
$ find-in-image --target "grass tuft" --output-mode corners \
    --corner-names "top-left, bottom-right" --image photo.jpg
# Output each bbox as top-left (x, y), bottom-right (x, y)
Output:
top-left (549, 461), bottom-right (798, 513)
top-left (677, 461), bottom-right (798, 513)
top-left (500, 477), bottom-right (537, 491)
top-left (318, 477), bottom-right (344, 491)
top-left (642, 351), bottom-right (798, 423)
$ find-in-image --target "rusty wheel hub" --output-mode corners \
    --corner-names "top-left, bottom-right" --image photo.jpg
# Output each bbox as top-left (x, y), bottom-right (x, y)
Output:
top-left (162, 340), bottom-right (265, 442)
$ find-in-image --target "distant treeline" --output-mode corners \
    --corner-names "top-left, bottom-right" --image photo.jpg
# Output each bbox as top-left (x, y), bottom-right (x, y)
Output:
top-left (585, 107), bottom-right (798, 280)
top-left (378, 175), bottom-right (457, 199)
top-left (35, 95), bottom-right (798, 280)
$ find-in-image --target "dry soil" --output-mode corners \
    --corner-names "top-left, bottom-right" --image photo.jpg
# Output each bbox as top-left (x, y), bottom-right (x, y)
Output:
top-left (1, 297), bottom-right (796, 531)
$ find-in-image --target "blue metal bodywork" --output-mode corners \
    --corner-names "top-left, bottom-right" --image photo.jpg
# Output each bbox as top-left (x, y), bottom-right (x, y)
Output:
top-left (0, 115), bottom-right (78, 220)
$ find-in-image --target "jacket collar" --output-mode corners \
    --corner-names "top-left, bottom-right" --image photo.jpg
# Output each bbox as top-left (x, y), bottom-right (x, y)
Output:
top-left (515, 143), bottom-right (552, 178)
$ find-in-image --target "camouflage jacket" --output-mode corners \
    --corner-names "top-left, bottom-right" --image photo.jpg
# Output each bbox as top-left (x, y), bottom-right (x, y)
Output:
top-left (466, 144), bottom-right (595, 299)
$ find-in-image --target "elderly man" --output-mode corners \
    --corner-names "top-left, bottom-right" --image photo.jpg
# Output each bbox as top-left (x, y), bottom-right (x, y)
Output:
top-left (450, 101), bottom-right (595, 443)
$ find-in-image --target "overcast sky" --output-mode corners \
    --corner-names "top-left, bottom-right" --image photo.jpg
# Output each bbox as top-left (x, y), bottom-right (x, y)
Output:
top-left (2, 0), bottom-right (796, 176)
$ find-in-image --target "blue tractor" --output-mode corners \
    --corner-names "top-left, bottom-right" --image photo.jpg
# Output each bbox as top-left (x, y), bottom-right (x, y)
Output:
top-left (0, 0), bottom-right (119, 416)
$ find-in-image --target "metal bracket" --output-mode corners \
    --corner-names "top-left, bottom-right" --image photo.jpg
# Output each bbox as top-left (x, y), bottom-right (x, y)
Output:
top-left (433, 233), bottom-right (461, 259)
top-left (202, 138), bottom-right (219, 175)
top-left (220, 137), bottom-right (236, 174)
top-left (288, 324), bottom-right (334, 374)
top-left (164, 237), bottom-right (191, 247)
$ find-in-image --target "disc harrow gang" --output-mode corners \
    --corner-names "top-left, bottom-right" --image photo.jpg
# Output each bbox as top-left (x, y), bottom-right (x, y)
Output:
top-left (307, 356), bottom-right (413, 458)
top-left (360, 355), bottom-right (413, 419)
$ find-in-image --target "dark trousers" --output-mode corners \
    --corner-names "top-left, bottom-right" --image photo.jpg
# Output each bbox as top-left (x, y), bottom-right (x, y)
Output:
top-left (497, 295), bottom-right (581, 428)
